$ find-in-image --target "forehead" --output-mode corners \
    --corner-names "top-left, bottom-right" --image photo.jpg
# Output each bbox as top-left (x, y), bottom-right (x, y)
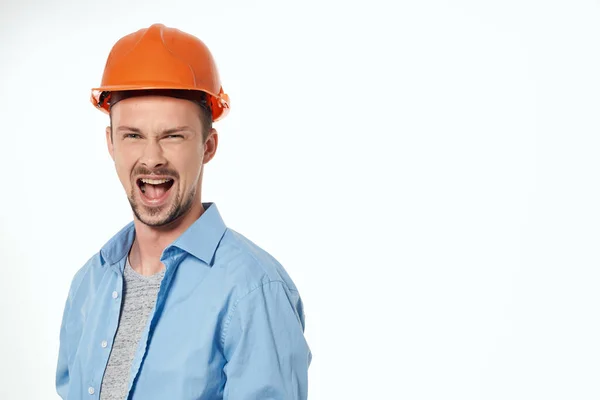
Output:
top-left (110, 95), bottom-right (202, 131)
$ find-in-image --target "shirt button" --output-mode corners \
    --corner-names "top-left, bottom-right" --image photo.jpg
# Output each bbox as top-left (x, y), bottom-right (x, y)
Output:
top-left (101, 340), bottom-right (108, 348)
top-left (112, 291), bottom-right (118, 299)
top-left (88, 386), bottom-right (95, 395)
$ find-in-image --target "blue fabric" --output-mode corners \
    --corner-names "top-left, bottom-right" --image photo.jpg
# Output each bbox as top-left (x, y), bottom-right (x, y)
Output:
top-left (56, 203), bottom-right (311, 399)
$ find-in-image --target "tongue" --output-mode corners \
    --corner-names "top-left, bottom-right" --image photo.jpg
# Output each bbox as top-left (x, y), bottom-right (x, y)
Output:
top-left (143, 183), bottom-right (170, 200)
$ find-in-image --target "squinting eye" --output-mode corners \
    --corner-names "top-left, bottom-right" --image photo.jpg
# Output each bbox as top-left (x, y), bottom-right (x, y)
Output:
top-left (167, 135), bottom-right (183, 139)
top-left (125, 133), bottom-right (141, 139)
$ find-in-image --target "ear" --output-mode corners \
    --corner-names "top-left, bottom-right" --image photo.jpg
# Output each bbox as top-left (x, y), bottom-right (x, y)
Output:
top-left (106, 125), bottom-right (115, 161)
top-left (202, 128), bottom-right (218, 164)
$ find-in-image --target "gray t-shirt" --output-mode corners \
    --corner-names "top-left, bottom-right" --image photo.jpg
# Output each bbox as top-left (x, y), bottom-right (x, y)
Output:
top-left (100, 257), bottom-right (165, 400)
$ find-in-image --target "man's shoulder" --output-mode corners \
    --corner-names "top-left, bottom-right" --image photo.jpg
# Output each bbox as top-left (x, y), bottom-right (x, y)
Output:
top-left (66, 251), bottom-right (107, 299)
top-left (67, 220), bottom-right (135, 293)
top-left (213, 228), bottom-right (299, 294)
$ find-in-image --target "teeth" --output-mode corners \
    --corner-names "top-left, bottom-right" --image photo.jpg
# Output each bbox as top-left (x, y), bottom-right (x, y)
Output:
top-left (140, 178), bottom-right (172, 185)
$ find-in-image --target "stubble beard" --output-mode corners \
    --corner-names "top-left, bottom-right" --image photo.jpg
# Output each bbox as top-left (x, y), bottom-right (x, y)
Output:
top-left (128, 183), bottom-right (196, 227)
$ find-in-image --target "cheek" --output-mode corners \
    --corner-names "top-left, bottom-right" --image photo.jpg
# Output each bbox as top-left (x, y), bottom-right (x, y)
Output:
top-left (113, 154), bottom-right (136, 187)
top-left (169, 150), bottom-right (203, 184)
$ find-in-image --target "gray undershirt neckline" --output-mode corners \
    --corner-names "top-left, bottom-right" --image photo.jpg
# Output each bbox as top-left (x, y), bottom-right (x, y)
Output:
top-left (99, 256), bottom-right (165, 400)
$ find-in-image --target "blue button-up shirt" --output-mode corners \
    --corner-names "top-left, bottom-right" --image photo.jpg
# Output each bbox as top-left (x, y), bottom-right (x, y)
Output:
top-left (56, 203), bottom-right (311, 399)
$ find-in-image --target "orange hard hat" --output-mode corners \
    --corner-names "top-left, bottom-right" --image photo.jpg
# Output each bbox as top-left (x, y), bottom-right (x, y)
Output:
top-left (91, 23), bottom-right (230, 121)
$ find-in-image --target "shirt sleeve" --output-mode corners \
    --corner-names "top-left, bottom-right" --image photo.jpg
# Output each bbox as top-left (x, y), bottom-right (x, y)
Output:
top-left (222, 280), bottom-right (312, 400)
top-left (56, 263), bottom-right (89, 399)
top-left (56, 289), bottom-right (72, 399)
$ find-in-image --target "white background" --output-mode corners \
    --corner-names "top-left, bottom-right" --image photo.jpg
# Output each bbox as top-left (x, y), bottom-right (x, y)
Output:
top-left (1, 0), bottom-right (600, 399)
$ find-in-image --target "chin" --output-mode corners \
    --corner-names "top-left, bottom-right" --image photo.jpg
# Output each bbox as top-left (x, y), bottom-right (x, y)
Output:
top-left (128, 185), bottom-right (195, 228)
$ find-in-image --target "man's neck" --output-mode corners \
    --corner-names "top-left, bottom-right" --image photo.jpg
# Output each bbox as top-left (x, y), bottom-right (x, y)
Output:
top-left (129, 202), bottom-right (205, 276)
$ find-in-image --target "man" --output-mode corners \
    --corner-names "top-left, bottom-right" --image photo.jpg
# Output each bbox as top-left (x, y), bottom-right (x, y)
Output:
top-left (56, 23), bottom-right (311, 400)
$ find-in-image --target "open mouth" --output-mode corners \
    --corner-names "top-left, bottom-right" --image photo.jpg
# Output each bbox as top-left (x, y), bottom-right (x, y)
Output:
top-left (136, 177), bottom-right (175, 202)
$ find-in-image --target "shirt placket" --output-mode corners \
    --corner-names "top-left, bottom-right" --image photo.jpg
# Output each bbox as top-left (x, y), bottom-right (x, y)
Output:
top-left (87, 261), bottom-right (126, 399)
top-left (125, 249), bottom-right (184, 399)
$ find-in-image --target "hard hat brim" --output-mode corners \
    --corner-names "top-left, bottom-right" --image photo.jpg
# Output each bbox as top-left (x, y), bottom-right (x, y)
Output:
top-left (91, 85), bottom-right (230, 122)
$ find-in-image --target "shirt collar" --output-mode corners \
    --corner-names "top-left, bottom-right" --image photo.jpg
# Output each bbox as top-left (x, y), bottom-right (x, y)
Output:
top-left (99, 202), bottom-right (227, 267)
top-left (171, 202), bottom-right (227, 265)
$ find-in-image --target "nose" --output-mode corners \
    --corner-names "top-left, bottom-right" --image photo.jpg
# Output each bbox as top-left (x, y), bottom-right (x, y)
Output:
top-left (140, 140), bottom-right (167, 169)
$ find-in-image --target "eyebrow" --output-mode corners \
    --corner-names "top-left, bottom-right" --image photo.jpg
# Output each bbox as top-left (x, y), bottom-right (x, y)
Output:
top-left (115, 126), bottom-right (194, 134)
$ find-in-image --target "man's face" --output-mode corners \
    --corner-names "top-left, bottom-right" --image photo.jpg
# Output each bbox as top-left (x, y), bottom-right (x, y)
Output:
top-left (106, 95), bottom-right (217, 227)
